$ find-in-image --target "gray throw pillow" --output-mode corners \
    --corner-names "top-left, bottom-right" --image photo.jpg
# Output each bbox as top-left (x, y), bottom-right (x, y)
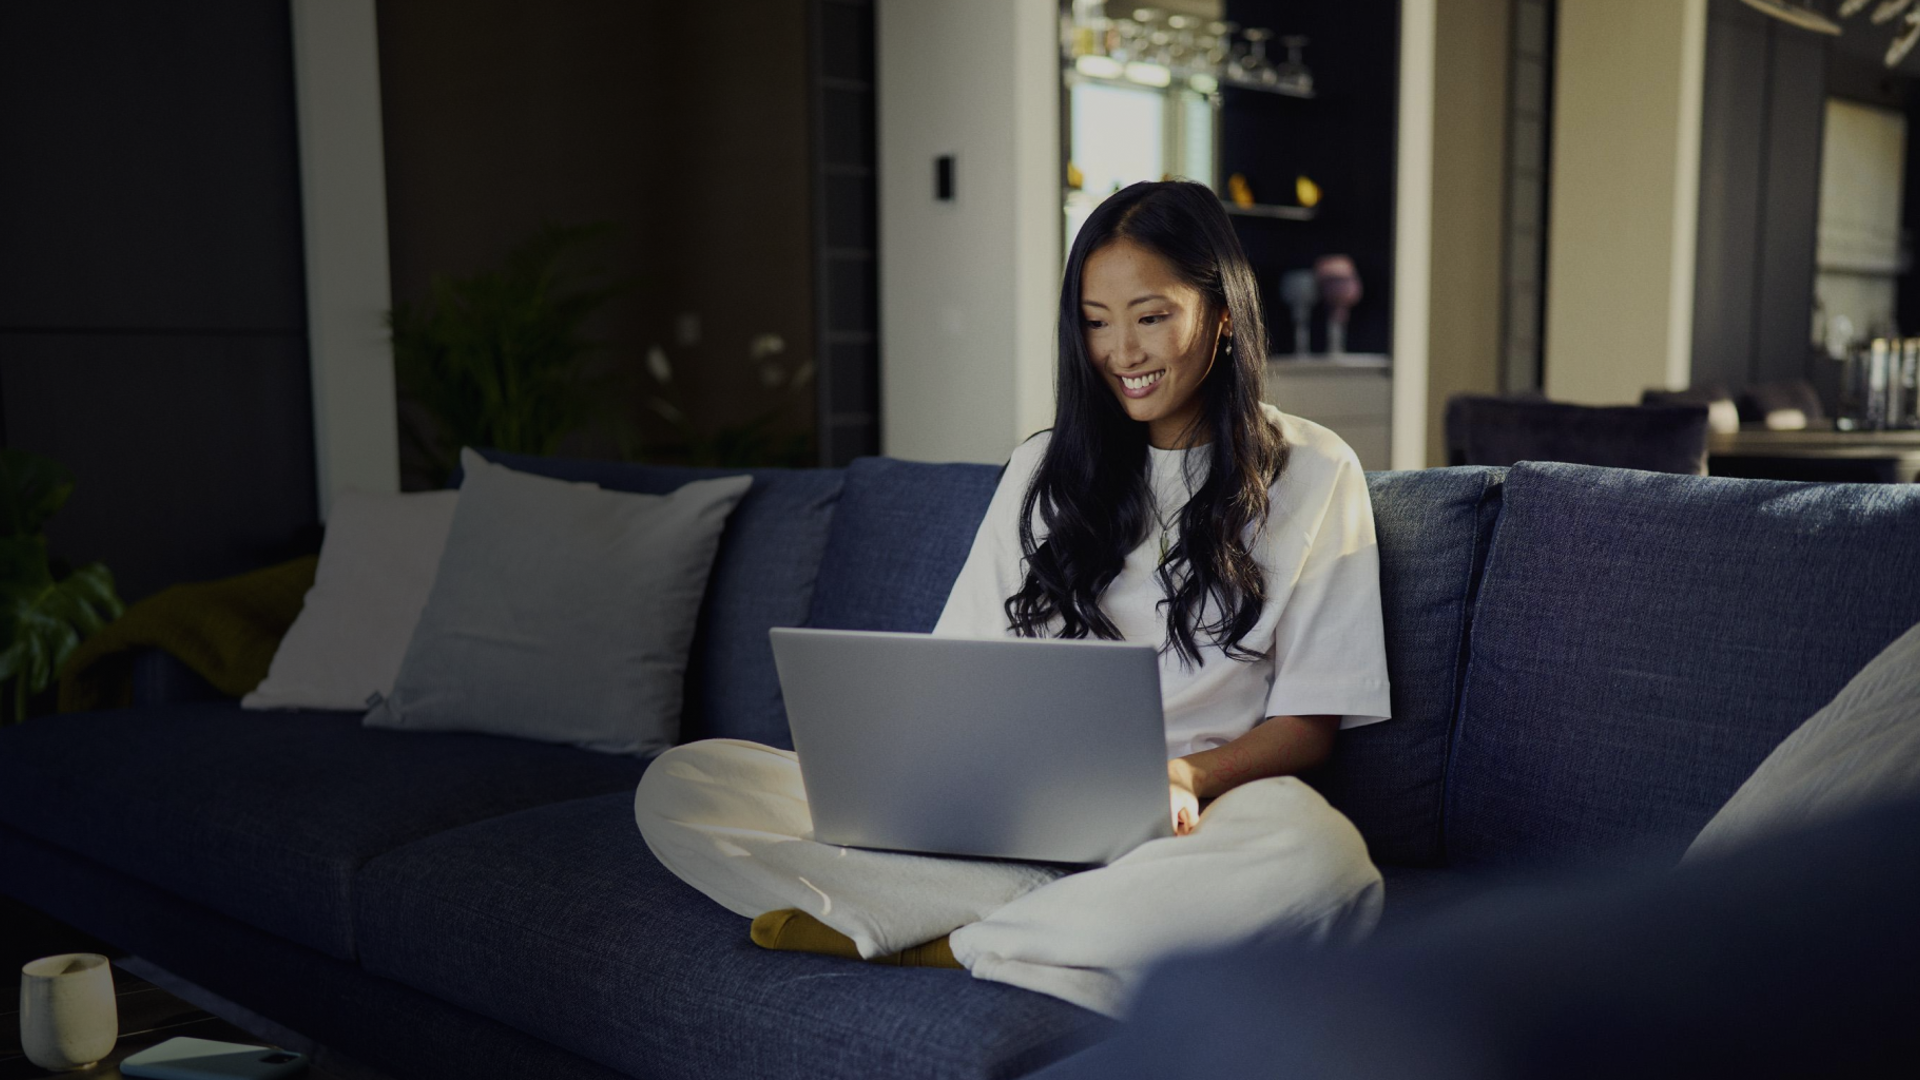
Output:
top-left (1686, 618), bottom-right (1920, 862)
top-left (364, 448), bottom-right (752, 755)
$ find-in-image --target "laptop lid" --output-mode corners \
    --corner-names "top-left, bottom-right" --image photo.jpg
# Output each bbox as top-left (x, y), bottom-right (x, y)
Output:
top-left (770, 627), bottom-right (1173, 865)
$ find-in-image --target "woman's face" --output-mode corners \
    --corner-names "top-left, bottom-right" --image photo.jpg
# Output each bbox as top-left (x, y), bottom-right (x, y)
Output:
top-left (1080, 238), bottom-right (1227, 449)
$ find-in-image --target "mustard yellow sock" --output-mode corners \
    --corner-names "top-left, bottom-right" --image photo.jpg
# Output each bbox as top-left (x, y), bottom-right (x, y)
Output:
top-left (749, 909), bottom-right (962, 969)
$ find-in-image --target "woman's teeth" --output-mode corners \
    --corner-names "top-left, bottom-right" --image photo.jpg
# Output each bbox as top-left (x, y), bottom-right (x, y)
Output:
top-left (1122, 371), bottom-right (1163, 391)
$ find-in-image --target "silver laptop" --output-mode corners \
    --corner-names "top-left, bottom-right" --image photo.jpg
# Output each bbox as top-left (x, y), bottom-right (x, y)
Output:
top-left (769, 627), bottom-right (1173, 865)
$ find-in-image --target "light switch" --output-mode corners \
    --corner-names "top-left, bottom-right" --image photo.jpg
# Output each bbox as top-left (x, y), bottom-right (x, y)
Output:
top-left (935, 155), bottom-right (955, 201)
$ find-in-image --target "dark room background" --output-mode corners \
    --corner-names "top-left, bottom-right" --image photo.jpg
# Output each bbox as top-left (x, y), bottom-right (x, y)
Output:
top-left (0, 1), bottom-right (857, 602)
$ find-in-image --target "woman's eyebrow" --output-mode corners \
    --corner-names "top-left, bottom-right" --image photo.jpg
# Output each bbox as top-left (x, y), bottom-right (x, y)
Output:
top-left (1082, 294), bottom-right (1172, 310)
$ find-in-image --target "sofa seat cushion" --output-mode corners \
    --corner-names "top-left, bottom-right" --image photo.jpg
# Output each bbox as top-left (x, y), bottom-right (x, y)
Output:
top-left (0, 822), bottom-right (637, 1080)
top-left (0, 704), bottom-right (650, 960)
top-left (353, 791), bottom-right (1111, 1080)
top-left (468, 451), bottom-right (843, 748)
top-left (1309, 467), bottom-right (1504, 867)
top-left (1448, 463), bottom-right (1920, 869)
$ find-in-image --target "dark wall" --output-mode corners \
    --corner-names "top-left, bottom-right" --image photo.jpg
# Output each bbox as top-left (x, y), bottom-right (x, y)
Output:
top-left (0, 2), bottom-right (318, 601)
top-left (1221, 0), bottom-right (1400, 358)
top-left (1691, 0), bottom-right (1826, 399)
top-left (812, 0), bottom-right (882, 466)
top-left (378, 0), bottom-right (818, 484)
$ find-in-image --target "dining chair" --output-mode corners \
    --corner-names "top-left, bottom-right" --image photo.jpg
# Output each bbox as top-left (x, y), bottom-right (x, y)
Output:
top-left (1444, 395), bottom-right (1711, 474)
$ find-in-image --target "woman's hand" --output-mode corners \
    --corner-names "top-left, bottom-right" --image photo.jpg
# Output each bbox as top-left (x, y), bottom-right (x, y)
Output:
top-left (1167, 759), bottom-right (1201, 836)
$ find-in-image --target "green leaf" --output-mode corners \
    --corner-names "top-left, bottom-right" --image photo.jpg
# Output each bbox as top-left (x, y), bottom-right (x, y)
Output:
top-left (0, 536), bottom-right (55, 611)
top-left (0, 451), bottom-right (75, 540)
top-left (0, 563), bottom-right (122, 705)
top-left (0, 454), bottom-right (121, 723)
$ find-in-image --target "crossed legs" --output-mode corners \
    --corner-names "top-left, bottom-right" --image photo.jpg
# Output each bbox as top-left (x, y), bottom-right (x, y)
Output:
top-left (635, 738), bottom-right (1382, 1017)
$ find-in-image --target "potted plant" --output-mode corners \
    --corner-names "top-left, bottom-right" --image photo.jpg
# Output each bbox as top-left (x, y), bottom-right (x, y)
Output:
top-left (390, 223), bottom-right (631, 486)
top-left (0, 451), bottom-right (122, 725)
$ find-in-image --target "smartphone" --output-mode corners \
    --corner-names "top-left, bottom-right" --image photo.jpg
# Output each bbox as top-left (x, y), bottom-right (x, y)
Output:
top-left (120, 1036), bottom-right (308, 1079)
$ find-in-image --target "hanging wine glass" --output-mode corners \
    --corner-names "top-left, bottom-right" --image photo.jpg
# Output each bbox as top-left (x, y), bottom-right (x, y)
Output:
top-left (1872, 0), bottom-right (1915, 25)
top-left (1147, 27), bottom-right (1174, 66)
top-left (1109, 17), bottom-right (1141, 63)
top-left (1241, 28), bottom-right (1277, 86)
top-left (1276, 35), bottom-right (1313, 95)
top-left (1205, 20), bottom-right (1236, 69)
top-left (1889, 6), bottom-right (1920, 65)
top-left (1165, 14), bottom-right (1199, 74)
top-left (1225, 27), bottom-right (1249, 81)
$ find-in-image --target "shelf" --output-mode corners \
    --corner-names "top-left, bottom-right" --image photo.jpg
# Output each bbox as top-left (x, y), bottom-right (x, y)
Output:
top-left (1815, 259), bottom-right (1903, 276)
top-left (1267, 354), bottom-right (1391, 371)
top-left (1217, 74), bottom-right (1315, 99)
top-left (1064, 66), bottom-right (1212, 95)
top-left (1063, 57), bottom-right (1314, 100)
top-left (1222, 201), bottom-right (1316, 221)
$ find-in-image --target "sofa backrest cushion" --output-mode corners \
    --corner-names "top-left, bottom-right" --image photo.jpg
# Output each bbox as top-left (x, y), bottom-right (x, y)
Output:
top-left (805, 456), bottom-right (1003, 634)
top-left (465, 451), bottom-right (842, 748)
top-left (1447, 462), bottom-right (1920, 869)
top-left (1310, 467), bottom-right (1505, 868)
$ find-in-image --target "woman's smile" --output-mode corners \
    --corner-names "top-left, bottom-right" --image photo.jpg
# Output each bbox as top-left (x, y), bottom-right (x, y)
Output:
top-left (1119, 369), bottom-right (1165, 397)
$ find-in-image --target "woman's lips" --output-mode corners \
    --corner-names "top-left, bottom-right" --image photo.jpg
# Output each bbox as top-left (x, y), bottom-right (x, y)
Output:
top-left (1119, 370), bottom-right (1165, 399)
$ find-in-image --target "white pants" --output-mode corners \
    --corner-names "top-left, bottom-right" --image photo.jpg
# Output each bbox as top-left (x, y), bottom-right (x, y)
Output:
top-left (633, 738), bottom-right (1383, 1017)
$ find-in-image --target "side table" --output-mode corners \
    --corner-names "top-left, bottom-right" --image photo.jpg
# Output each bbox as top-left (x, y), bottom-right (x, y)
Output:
top-left (1709, 427), bottom-right (1920, 483)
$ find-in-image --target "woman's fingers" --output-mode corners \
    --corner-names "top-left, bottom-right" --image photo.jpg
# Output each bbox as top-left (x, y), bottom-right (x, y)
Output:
top-left (1169, 782), bottom-right (1200, 836)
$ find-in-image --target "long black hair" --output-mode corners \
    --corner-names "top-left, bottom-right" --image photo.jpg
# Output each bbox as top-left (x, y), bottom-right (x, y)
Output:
top-left (1004, 180), bottom-right (1287, 666)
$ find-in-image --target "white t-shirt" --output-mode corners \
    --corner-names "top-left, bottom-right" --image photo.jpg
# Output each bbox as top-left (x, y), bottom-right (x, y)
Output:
top-left (933, 404), bottom-right (1392, 759)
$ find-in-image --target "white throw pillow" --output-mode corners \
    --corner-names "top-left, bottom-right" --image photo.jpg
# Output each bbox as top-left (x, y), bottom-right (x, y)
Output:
top-left (242, 489), bottom-right (460, 711)
top-left (1686, 618), bottom-right (1920, 863)
top-left (362, 449), bottom-right (753, 756)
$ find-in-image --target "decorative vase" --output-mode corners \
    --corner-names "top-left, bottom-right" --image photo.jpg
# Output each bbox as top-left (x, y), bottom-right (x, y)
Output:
top-left (1315, 255), bottom-right (1362, 356)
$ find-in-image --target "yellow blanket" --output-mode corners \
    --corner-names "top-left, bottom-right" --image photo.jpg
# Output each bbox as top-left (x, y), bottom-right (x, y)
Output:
top-left (57, 556), bottom-right (317, 713)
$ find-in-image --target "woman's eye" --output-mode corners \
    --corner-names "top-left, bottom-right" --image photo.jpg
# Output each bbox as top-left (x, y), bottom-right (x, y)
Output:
top-left (1083, 319), bottom-right (1106, 329)
top-left (1139, 315), bottom-right (1164, 325)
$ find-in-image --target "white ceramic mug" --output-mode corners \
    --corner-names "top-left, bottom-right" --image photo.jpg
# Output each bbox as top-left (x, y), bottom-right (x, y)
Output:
top-left (19, 953), bottom-right (118, 1072)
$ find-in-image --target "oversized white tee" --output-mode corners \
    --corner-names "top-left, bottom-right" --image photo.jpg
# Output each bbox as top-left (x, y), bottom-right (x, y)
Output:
top-left (932, 404), bottom-right (1392, 759)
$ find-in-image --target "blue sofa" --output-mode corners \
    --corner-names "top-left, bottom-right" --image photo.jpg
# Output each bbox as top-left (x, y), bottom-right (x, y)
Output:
top-left (3, 451), bottom-right (1917, 1080)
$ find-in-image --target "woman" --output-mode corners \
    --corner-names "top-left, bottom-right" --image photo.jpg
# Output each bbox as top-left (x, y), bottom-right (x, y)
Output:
top-left (636, 180), bottom-right (1391, 1018)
